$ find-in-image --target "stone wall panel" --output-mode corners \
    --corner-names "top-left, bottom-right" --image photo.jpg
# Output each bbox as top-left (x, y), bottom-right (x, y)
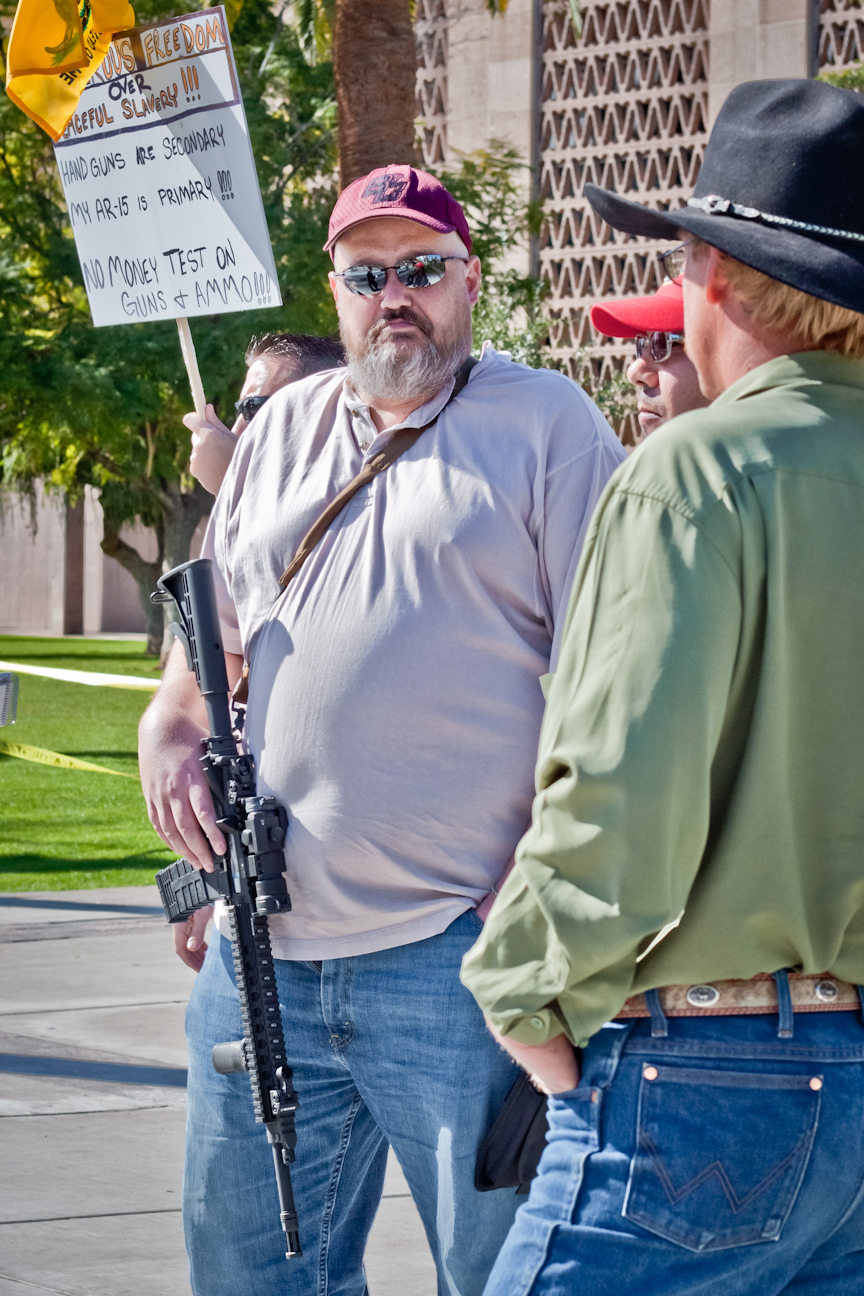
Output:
top-left (539, 0), bottom-right (710, 442)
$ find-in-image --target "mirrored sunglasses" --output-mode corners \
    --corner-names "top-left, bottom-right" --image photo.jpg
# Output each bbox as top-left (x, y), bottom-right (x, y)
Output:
top-left (335, 254), bottom-right (469, 297)
top-left (234, 394), bottom-right (270, 423)
top-left (635, 331), bottom-right (684, 363)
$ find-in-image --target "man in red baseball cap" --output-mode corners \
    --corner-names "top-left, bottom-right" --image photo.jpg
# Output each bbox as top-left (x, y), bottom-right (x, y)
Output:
top-left (590, 279), bottom-right (709, 438)
top-left (141, 163), bottom-right (625, 1295)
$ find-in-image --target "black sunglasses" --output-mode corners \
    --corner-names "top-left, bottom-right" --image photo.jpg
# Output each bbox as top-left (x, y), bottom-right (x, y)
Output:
top-left (635, 331), bottom-right (684, 363)
top-left (335, 254), bottom-right (469, 297)
top-left (234, 394), bottom-right (270, 423)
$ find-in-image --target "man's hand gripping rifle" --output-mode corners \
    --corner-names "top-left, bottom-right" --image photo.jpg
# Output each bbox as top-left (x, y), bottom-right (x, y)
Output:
top-left (151, 558), bottom-right (301, 1260)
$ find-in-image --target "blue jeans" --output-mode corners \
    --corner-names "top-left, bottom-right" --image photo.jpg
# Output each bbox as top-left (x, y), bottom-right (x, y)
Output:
top-left (484, 1011), bottom-right (864, 1296)
top-left (183, 910), bottom-right (520, 1296)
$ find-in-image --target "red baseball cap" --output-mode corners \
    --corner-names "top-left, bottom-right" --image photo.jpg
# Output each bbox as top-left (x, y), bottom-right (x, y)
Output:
top-left (590, 279), bottom-right (684, 338)
top-left (324, 165), bottom-right (472, 255)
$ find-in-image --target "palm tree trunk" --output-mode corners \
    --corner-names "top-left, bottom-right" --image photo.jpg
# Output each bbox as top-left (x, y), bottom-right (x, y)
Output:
top-left (333, 0), bottom-right (418, 189)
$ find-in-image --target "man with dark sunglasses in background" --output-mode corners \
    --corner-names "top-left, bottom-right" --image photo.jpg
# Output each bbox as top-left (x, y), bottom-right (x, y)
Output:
top-left (185, 332), bottom-right (345, 495)
top-left (138, 164), bottom-right (625, 1296)
top-left (590, 278), bottom-right (709, 438)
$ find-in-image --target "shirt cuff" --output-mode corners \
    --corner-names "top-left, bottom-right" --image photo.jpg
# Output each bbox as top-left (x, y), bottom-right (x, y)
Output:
top-left (486, 1005), bottom-right (568, 1047)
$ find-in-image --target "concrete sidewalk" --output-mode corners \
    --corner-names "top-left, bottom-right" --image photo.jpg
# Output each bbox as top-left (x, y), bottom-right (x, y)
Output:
top-left (0, 887), bottom-right (436, 1296)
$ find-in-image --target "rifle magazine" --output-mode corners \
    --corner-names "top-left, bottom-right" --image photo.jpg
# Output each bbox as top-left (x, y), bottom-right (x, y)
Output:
top-left (156, 856), bottom-right (229, 922)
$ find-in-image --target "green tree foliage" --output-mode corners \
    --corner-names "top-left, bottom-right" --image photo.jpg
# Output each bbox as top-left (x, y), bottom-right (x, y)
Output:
top-left (0, 0), bottom-right (338, 652)
top-left (819, 64), bottom-right (864, 93)
top-left (439, 143), bottom-right (547, 366)
top-left (817, 8), bottom-right (864, 96)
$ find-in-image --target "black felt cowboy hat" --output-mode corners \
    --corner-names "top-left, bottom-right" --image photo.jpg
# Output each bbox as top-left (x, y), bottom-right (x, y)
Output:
top-left (585, 79), bottom-right (864, 315)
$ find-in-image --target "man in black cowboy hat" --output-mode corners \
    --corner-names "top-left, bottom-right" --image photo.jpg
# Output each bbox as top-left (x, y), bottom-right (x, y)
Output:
top-left (462, 78), bottom-right (864, 1295)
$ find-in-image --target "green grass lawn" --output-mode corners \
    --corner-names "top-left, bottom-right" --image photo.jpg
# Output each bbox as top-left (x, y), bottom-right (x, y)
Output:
top-left (0, 636), bottom-right (175, 891)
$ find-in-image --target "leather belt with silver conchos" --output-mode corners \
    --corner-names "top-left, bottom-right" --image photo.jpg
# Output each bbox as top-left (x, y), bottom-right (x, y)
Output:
top-left (615, 972), bottom-right (859, 1018)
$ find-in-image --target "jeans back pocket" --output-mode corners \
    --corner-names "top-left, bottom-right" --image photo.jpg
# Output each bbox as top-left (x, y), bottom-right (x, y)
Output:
top-left (623, 1063), bottom-right (821, 1253)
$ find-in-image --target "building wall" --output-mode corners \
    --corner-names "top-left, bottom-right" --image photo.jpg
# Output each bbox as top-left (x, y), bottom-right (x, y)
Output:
top-left (63, 496), bottom-right (85, 635)
top-left (538, 0), bottom-right (711, 442)
top-left (417, 0), bottom-right (540, 173)
top-left (709, 0), bottom-right (809, 126)
top-left (415, 1), bottom-right (859, 444)
top-left (416, 0), bottom-right (449, 165)
top-left (0, 485), bottom-right (190, 638)
top-left (83, 487), bottom-right (105, 635)
top-left (100, 518), bottom-right (156, 635)
top-left (818, 0), bottom-right (864, 73)
top-left (0, 484), bottom-right (66, 635)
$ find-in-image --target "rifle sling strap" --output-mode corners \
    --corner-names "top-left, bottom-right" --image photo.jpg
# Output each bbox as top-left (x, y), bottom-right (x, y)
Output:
top-left (278, 355), bottom-right (477, 588)
top-left (232, 356), bottom-right (477, 706)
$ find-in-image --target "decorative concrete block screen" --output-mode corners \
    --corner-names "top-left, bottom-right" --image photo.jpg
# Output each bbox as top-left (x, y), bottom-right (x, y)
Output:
top-left (819, 0), bottom-right (864, 72)
top-left (416, 0), bottom-right (449, 166)
top-left (539, 0), bottom-right (709, 442)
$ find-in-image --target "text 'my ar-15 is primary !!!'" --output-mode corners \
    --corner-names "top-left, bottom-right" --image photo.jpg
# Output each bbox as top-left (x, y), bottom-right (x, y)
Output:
top-left (151, 557), bottom-right (301, 1260)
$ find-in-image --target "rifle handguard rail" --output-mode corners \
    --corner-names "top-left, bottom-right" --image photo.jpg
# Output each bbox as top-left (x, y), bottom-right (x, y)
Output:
top-left (151, 558), bottom-right (301, 1260)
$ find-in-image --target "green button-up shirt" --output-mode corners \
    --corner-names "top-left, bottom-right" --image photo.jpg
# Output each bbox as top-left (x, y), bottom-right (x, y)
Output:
top-left (462, 352), bottom-right (864, 1047)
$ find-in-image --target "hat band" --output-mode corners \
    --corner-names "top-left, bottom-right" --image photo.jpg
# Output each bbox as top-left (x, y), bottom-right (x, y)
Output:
top-left (687, 194), bottom-right (864, 245)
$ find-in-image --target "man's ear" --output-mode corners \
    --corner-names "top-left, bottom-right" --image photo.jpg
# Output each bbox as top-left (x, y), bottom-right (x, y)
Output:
top-left (703, 245), bottom-right (732, 307)
top-left (465, 255), bottom-right (482, 307)
top-left (327, 271), bottom-right (339, 306)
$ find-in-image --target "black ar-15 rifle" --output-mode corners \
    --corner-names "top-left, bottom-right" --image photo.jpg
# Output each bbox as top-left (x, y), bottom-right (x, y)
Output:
top-left (151, 558), bottom-right (301, 1260)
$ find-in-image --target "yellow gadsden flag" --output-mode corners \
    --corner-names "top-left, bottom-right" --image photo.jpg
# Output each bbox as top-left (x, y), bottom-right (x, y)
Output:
top-left (6, 0), bottom-right (135, 141)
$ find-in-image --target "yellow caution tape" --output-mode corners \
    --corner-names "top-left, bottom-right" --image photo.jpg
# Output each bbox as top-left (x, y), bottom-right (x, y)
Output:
top-left (0, 660), bottom-right (159, 691)
top-left (0, 739), bottom-right (138, 778)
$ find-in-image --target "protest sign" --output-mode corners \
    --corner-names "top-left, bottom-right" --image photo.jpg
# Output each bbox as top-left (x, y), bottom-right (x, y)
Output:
top-left (52, 7), bottom-right (281, 333)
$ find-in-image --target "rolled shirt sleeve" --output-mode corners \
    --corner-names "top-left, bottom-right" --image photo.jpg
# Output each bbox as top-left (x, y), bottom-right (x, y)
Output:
top-left (461, 478), bottom-right (742, 1046)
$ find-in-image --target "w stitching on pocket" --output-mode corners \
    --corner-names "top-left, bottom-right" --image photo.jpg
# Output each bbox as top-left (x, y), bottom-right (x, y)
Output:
top-left (623, 1064), bottom-right (822, 1253)
top-left (639, 1126), bottom-right (812, 1214)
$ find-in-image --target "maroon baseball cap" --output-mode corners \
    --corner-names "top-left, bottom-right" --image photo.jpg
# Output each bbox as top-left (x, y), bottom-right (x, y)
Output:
top-left (324, 165), bottom-right (472, 255)
top-left (590, 279), bottom-right (684, 338)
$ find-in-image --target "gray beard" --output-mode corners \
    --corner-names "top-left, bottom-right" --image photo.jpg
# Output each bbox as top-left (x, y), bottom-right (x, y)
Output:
top-left (343, 316), bottom-right (472, 404)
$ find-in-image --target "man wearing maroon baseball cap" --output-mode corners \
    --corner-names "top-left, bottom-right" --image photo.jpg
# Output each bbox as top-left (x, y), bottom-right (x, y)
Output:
top-left (590, 280), bottom-right (708, 438)
top-left (324, 163), bottom-right (474, 253)
top-left (140, 162), bottom-right (626, 1296)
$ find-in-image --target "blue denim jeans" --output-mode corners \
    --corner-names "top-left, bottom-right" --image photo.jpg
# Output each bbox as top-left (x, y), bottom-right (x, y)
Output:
top-left (484, 1010), bottom-right (864, 1296)
top-left (183, 909), bottom-right (520, 1296)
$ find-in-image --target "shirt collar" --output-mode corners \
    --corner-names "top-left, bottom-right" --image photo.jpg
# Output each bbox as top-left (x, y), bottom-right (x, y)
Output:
top-left (341, 348), bottom-right (488, 454)
top-left (342, 370), bottom-right (457, 435)
top-left (713, 351), bottom-right (864, 408)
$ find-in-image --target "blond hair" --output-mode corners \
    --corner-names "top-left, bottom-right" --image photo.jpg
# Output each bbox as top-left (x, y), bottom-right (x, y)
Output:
top-left (691, 237), bottom-right (864, 359)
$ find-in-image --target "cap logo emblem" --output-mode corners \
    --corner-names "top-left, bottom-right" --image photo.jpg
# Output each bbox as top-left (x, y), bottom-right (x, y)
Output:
top-left (362, 174), bottom-right (409, 205)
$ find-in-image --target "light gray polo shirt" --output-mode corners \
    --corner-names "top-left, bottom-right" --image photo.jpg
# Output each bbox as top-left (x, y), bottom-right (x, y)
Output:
top-left (204, 343), bottom-right (625, 959)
